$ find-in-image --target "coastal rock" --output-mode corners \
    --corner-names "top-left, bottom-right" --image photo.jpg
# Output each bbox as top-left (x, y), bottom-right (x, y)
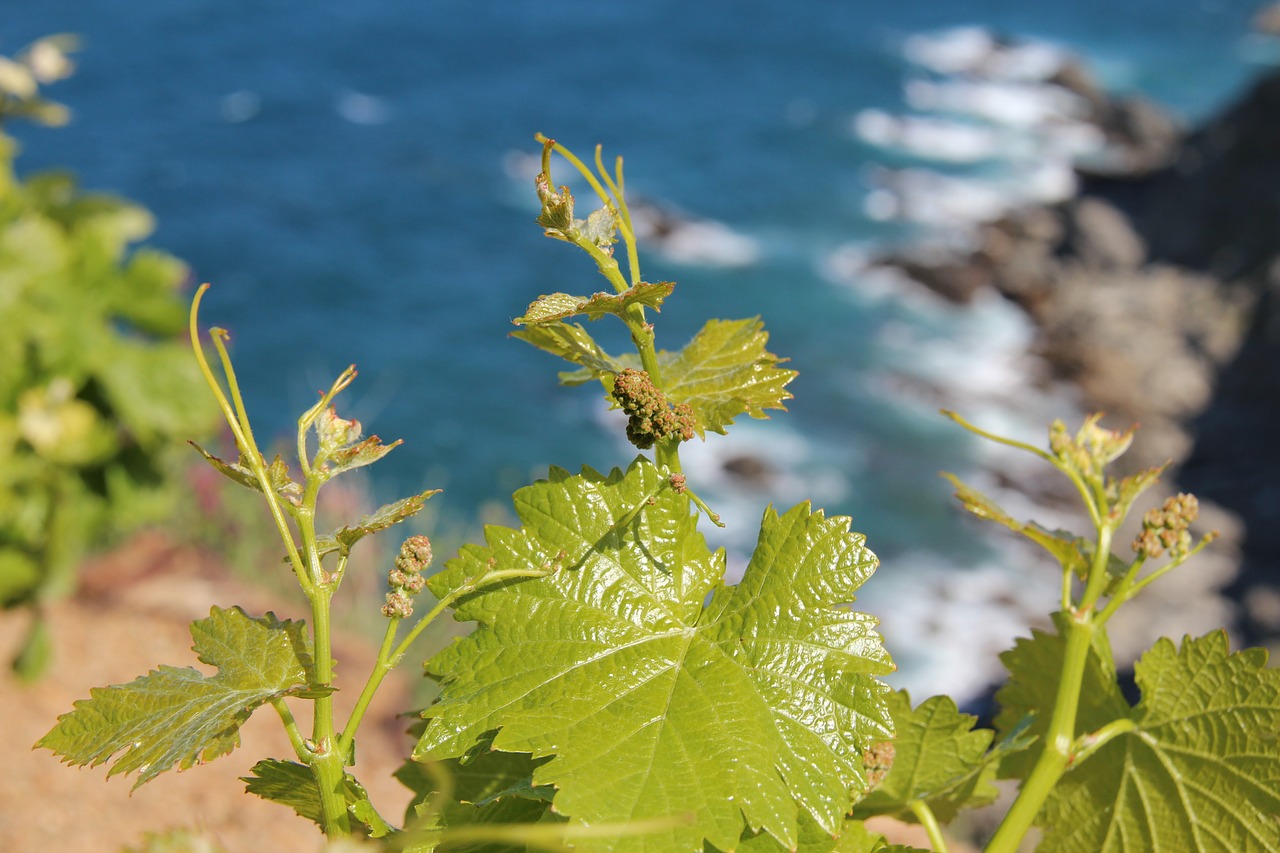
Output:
top-left (1048, 57), bottom-right (1182, 177)
top-left (1254, 2), bottom-right (1280, 36)
top-left (875, 63), bottom-right (1280, 647)
top-left (1059, 196), bottom-right (1145, 270)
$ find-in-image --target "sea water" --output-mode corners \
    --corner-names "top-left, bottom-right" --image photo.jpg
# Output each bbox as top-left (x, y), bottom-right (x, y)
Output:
top-left (5, 0), bottom-right (1270, 700)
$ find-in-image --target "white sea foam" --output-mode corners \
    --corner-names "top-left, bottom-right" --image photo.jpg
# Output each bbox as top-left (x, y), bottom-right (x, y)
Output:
top-left (335, 88), bottom-right (390, 125)
top-left (903, 26), bottom-right (1072, 83)
top-left (871, 549), bottom-right (1060, 703)
top-left (904, 78), bottom-right (1089, 129)
top-left (628, 202), bottom-right (762, 268)
top-left (853, 109), bottom-right (1021, 163)
top-left (861, 160), bottom-right (1078, 232)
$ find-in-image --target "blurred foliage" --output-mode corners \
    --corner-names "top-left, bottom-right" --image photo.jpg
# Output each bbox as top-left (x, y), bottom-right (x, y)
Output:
top-left (0, 36), bottom-right (219, 677)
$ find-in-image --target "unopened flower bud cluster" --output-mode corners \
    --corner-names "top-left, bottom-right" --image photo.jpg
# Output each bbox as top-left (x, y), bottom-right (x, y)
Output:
top-left (611, 368), bottom-right (696, 450)
top-left (1133, 493), bottom-right (1199, 561)
top-left (1049, 416), bottom-right (1133, 479)
top-left (382, 535), bottom-right (433, 619)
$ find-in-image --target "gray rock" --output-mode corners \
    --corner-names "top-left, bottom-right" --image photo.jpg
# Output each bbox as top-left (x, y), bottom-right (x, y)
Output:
top-left (1061, 196), bottom-right (1146, 270)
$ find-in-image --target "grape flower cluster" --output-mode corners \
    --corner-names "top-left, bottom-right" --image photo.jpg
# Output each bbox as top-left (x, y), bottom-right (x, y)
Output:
top-left (382, 534), bottom-right (432, 618)
top-left (1132, 493), bottom-right (1199, 561)
top-left (611, 367), bottom-right (696, 450)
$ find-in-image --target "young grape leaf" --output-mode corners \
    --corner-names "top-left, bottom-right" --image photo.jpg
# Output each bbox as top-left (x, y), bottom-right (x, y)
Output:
top-left (189, 444), bottom-right (303, 507)
top-left (242, 759), bottom-right (392, 837)
top-left (942, 473), bottom-right (1090, 577)
top-left (655, 317), bottom-right (795, 436)
top-left (312, 489), bottom-right (441, 560)
top-left (415, 457), bottom-right (894, 853)
top-left (852, 690), bottom-right (1006, 823)
top-left (514, 282), bottom-right (675, 326)
top-left (1037, 632), bottom-right (1280, 852)
top-left (37, 607), bottom-right (317, 789)
top-left (317, 432), bottom-right (402, 479)
top-left (993, 616), bottom-right (1128, 779)
top-left (511, 321), bottom-right (622, 384)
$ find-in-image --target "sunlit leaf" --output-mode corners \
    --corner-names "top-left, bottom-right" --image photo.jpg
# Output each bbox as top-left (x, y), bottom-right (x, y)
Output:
top-left (514, 282), bottom-right (674, 326)
top-left (37, 607), bottom-right (317, 789)
top-left (736, 812), bottom-right (930, 853)
top-left (511, 321), bottom-right (623, 385)
top-left (415, 457), bottom-right (893, 853)
top-left (312, 490), bottom-right (440, 559)
top-left (190, 444), bottom-right (303, 507)
top-left (655, 317), bottom-right (795, 437)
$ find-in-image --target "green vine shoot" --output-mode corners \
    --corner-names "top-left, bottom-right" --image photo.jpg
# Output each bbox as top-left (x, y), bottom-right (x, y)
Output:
top-left (36, 136), bottom-right (1280, 853)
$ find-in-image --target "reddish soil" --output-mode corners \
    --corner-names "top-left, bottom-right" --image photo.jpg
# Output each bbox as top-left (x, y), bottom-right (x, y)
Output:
top-left (1, 532), bottom-right (416, 852)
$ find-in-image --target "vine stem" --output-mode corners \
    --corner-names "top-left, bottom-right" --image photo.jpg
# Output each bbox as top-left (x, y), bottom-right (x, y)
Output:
top-left (304, 539), bottom-right (349, 834)
top-left (188, 285), bottom-right (310, 591)
top-left (337, 566), bottom-right (554, 761)
top-left (985, 612), bottom-right (1096, 853)
top-left (908, 799), bottom-right (947, 852)
top-left (270, 697), bottom-right (308, 761)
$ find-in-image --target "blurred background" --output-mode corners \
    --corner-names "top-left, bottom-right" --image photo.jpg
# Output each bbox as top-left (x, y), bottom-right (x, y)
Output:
top-left (5, 0), bottom-right (1280, 703)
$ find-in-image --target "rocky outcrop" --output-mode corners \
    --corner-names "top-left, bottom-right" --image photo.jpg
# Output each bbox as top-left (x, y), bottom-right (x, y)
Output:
top-left (878, 66), bottom-right (1280, 646)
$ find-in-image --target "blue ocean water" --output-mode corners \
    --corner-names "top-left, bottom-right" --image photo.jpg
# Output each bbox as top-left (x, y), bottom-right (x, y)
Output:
top-left (5, 1), bottom-right (1271, 697)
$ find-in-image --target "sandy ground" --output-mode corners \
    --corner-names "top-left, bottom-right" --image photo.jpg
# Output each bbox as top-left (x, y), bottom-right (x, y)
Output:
top-left (1, 532), bottom-right (416, 852)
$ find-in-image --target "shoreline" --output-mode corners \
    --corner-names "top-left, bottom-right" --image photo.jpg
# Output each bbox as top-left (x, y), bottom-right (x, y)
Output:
top-left (871, 58), bottom-right (1280, 653)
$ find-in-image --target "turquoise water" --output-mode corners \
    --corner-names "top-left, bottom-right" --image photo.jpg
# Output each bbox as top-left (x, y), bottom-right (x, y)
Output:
top-left (5, 0), bottom-right (1270, 697)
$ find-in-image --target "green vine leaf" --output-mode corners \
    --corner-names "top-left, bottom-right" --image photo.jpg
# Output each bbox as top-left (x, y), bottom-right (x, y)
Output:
top-left (736, 813), bottom-right (930, 853)
top-left (994, 615), bottom-right (1128, 780)
top-left (312, 489), bottom-right (441, 560)
top-left (942, 474), bottom-right (1089, 575)
top-left (1037, 632), bottom-right (1280, 852)
top-left (514, 282), bottom-right (675, 326)
top-left (511, 321), bottom-right (623, 385)
top-left (314, 413), bottom-right (402, 479)
top-left (189, 444), bottom-right (303, 507)
top-left (37, 607), bottom-right (317, 789)
top-left (397, 737), bottom-right (554, 813)
top-left (853, 690), bottom-right (1020, 824)
top-left (415, 457), bottom-right (893, 853)
top-left (242, 759), bottom-right (392, 837)
top-left (655, 317), bottom-right (795, 437)
top-left (944, 473), bottom-right (1133, 587)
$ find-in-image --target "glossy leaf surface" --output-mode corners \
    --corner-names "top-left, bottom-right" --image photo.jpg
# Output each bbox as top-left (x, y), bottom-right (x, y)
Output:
top-left (415, 457), bottom-right (893, 853)
top-left (510, 321), bottom-right (622, 384)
